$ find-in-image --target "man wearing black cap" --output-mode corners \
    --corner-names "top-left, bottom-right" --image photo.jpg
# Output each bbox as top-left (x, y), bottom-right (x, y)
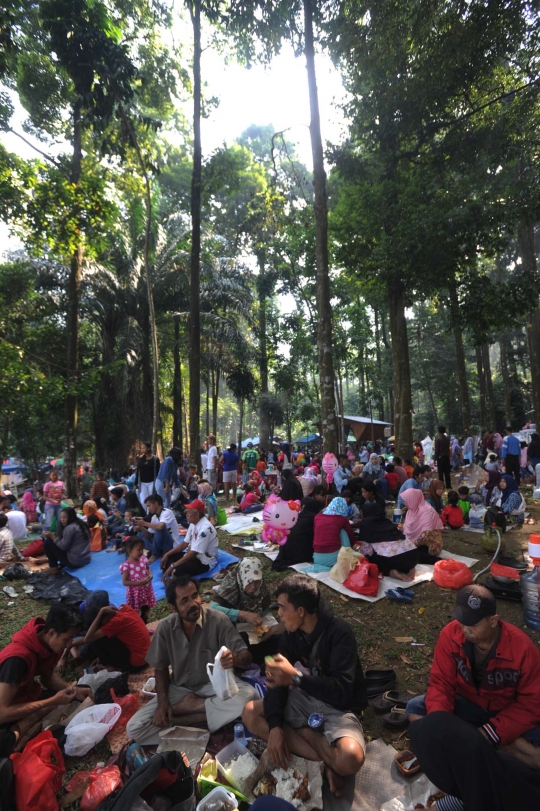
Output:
top-left (406, 584), bottom-right (540, 810)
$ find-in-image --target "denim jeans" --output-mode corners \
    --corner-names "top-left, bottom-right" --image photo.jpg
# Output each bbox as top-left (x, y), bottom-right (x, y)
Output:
top-left (154, 478), bottom-right (171, 508)
top-left (139, 528), bottom-right (174, 558)
top-left (406, 693), bottom-right (540, 746)
top-left (44, 503), bottom-right (62, 532)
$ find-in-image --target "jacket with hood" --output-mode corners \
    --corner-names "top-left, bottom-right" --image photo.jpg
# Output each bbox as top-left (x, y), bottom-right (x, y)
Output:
top-left (0, 617), bottom-right (62, 703)
top-left (426, 619), bottom-right (540, 746)
top-left (264, 602), bottom-right (367, 729)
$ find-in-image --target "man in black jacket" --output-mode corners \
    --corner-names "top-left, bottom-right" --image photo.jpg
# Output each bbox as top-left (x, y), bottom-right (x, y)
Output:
top-left (242, 574), bottom-right (367, 796)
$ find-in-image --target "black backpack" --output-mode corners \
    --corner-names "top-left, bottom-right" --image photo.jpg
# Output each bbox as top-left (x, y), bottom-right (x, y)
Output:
top-left (97, 751), bottom-right (195, 811)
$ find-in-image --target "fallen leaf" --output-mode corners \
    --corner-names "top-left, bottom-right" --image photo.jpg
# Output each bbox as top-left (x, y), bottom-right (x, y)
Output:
top-left (400, 654), bottom-right (412, 664)
top-left (339, 595), bottom-right (348, 603)
top-left (394, 636), bottom-right (414, 643)
top-left (418, 607), bottom-right (426, 615)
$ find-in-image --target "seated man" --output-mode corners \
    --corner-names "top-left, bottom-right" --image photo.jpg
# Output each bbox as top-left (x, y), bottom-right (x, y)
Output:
top-left (408, 584), bottom-right (540, 811)
top-left (243, 574), bottom-right (367, 797)
top-left (126, 575), bottom-right (257, 744)
top-left (2, 504), bottom-right (27, 542)
top-left (0, 604), bottom-right (92, 757)
top-left (161, 498), bottom-right (217, 579)
top-left (136, 493), bottom-right (179, 563)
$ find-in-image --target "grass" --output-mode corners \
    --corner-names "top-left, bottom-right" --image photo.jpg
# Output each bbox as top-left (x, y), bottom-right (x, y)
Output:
top-left (3, 487), bottom-right (540, 806)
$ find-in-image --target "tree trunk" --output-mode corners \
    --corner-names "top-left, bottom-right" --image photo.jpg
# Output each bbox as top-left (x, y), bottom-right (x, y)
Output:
top-left (475, 345), bottom-right (487, 429)
top-left (518, 222), bottom-right (540, 425)
top-left (212, 366), bottom-right (220, 436)
top-left (303, 0), bottom-right (338, 455)
top-left (188, 0), bottom-right (202, 469)
top-left (173, 318), bottom-right (183, 449)
top-left (373, 305), bottom-right (384, 420)
top-left (257, 253), bottom-right (271, 450)
top-left (64, 101), bottom-right (83, 498)
top-left (482, 343), bottom-right (496, 429)
top-left (499, 330), bottom-right (513, 427)
top-left (448, 283), bottom-right (471, 432)
top-left (387, 280), bottom-right (413, 460)
top-left (238, 397), bottom-right (244, 453)
top-left (205, 382), bottom-right (210, 438)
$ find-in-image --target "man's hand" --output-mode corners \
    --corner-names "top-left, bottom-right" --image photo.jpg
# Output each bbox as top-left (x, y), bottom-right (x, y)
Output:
top-left (265, 654), bottom-right (297, 688)
top-left (267, 727), bottom-right (289, 769)
top-left (238, 611), bottom-right (263, 625)
top-left (153, 702), bottom-right (173, 728)
top-left (220, 648), bottom-right (234, 670)
top-left (74, 686), bottom-right (93, 702)
top-left (52, 686), bottom-right (77, 706)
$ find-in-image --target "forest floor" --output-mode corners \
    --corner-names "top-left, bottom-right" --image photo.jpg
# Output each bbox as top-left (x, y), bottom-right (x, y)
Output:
top-left (1, 482), bottom-right (539, 806)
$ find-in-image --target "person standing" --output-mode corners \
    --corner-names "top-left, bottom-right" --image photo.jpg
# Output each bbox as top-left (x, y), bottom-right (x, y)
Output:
top-left (501, 426), bottom-right (521, 484)
top-left (206, 435), bottom-right (219, 494)
top-left (135, 442), bottom-right (160, 505)
top-left (43, 469), bottom-right (66, 532)
top-left (434, 425), bottom-right (451, 489)
top-left (220, 443), bottom-right (239, 502)
top-left (155, 448), bottom-right (182, 508)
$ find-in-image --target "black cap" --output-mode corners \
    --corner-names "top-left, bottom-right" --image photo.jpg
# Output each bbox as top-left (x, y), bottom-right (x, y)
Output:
top-left (450, 584), bottom-right (497, 626)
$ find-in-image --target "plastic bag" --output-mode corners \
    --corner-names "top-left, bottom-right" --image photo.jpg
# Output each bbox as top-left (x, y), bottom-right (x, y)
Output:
top-left (27, 570), bottom-right (90, 605)
top-left (94, 671), bottom-right (129, 704)
top-left (216, 506), bottom-right (228, 526)
top-left (81, 766), bottom-right (122, 811)
top-left (343, 561), bottom-right (380, 597)
top-left (433, 558), bottom-right (473, 590)
top-left (64, 703), bottom-right (122, 756)
top-left (206, 645), bottom-right (239, 701)
top-left (21, 537), bottom-right (45, 557)
top-left (2, 563), bottom-right (30, 580)
top-left (329, 546), bottom-right (363, 583)
top-left (78, 670), bottom-right (122, 692)
top-left (111, 688), bottom-right (139, 726)
top-left (10, 730), bottom-right (65, 811)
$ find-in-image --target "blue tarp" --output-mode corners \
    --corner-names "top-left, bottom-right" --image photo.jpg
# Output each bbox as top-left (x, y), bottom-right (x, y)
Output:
top-left (294, 433), bottom-right (320, 445)
top-left (2, 465), bottom-right (25, 474)
top-left (65, 547), bottom-right (240, 606)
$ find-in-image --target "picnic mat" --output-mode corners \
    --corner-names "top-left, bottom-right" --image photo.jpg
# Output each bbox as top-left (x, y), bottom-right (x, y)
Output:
top-left (220, 515), bottom-right (265, 535)
top-left (286, 549), bottom-right (479, 603)
top-left (65, 548), bottom-right (240, 605)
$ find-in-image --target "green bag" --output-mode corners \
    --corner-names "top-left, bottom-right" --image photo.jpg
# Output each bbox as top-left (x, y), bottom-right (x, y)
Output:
top-left (216, 506), bottom-right (227, 526)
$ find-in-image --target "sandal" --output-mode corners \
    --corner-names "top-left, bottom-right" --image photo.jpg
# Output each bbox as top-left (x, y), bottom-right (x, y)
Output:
top-left (372, 690), bottom-right (416, 712)
top-left (382, 707), bottom-right (410, 729)
top-left (386, 588), bottom-right (413, 603)
top-left (395, 586), bottom-right (415, 598)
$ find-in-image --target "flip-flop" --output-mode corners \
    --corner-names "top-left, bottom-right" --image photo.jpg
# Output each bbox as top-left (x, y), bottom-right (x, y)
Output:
top-left (382, 707), bottom-right (410, 729)
top-left (2, 586), bottom-right (18, 598)
top-left (372, 691), bottom-right (416, 712)
top-left (395, 586), bottom-right (415, 597)
top-left (386, 588), bottom-right (413, 603)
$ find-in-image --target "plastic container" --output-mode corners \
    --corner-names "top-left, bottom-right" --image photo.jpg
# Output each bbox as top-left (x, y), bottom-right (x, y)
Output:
top-left (141, 677), bottom-right (156, 698)
top-left (196, 786), bottom-right (238, 811)
top-left (233, 723), bottom-right (245, 743)
top-left (392, 507), bottom-right (402, 525)
top-left (215, 740), bottom-right (258, 794)
top-left (522, 535), bottom-right (540, 631)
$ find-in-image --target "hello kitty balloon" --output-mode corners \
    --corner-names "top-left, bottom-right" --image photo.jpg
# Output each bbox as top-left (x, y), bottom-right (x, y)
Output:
top-left (322, 452), bottom-right (339, 484)
top-left (262, 494), bottom-right (301, 546)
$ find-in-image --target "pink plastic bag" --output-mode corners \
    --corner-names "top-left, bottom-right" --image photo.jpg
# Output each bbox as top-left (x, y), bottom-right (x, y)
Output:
top-left (80, 765), bottom-right (122, 811)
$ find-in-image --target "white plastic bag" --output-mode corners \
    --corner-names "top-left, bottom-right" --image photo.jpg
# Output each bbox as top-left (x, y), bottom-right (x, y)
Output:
top-left (77, 670), bottom-right (122, 691)
top-left (206, 646), bottom-right (238, 701)
top-left (64, 703), bottom-right (122, 756)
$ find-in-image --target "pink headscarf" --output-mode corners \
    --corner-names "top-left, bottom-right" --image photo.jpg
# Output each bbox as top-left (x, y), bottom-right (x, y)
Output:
top-left (402, 488), bottom-right (443, 543)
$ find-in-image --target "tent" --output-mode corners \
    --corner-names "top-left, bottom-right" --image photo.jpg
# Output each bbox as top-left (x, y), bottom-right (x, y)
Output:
top-left (294, 433), bottom-right (320, 445)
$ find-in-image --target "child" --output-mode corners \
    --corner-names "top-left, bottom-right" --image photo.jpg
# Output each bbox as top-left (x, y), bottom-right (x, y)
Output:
top-left (485, 453), bottom-right (501, 472)
top-left (185, 465), bottom-right (200, 501)
top-left (0, 514), bottom-right (23, 564)
top-left (342, 490), bottom-right (362, 526)
top-left (441, 490), bottom-right (464, 529)
top-left (109, 508), bottom-right (137, 552)
top-left (457, 485), bottom-right (471, 524)
top-left (234, 483), bottom-right (262, 514)
top-left (87, 513), bottom-right (106, 552)
top-left (384, 464), bottom-right (399, 498)
top-left (403, 459), bottom-right (414, 479)
top-left (198, 481), bottom-right (217, 524)
top-left (120, 537), bottom-right (155, 622)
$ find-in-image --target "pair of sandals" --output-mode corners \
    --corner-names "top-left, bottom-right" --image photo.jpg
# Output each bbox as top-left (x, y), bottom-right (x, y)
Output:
top-left (385, 586), bottom-right (415, 603)
top-left (373, 690), bottom-right (415, 729)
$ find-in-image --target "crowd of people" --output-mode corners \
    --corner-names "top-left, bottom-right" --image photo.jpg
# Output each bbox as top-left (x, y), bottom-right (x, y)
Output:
top-left (0, 425), bottom-right (538, 810)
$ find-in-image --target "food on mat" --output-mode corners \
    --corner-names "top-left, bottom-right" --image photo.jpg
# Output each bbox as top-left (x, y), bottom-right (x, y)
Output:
top-left (253, 768), bottom-right (310, 808)
top-left (254, 624), bottom-right (267, 637)
top-left (226, 752), bottom-right (258, 791)
top-left (253, 774), bottom-right (277, 796)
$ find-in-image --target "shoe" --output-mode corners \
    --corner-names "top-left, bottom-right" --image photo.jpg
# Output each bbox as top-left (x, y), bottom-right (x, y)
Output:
top-left (367, 678), bottom-right (396, 698)
top-left (382, 707), bottom-right (410, 729)
top-left (372, 690), bottom-right (417, 712)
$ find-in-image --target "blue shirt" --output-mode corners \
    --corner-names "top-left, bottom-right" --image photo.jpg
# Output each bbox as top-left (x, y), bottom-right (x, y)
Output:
top-left (334, 465), bottom-right (351, 493)
top-left (222, 450), bottom-right (239, 472)
top-left (501, 434), bottom-right (521, 458)
top-left (156, 455), bottom-right (179, 485)
top-left (398, 478), bottom-right (422, 508)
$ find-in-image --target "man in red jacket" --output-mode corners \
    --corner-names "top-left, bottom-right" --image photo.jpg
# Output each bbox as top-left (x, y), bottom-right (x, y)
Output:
top-left (0, 603), bottom-right (92, 757)
top-left (407, 585), bottom-right (540, 811)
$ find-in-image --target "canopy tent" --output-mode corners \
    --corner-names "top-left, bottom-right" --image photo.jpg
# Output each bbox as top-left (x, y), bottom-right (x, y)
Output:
top-left (240, 437), bottom-right (260, 449)
top-left (315, 415), bottom-right (393, 444)
top-left (293, 432), bottom-right (321, 445)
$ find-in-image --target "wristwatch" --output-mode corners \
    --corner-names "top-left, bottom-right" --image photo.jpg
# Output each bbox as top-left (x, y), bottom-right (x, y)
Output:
top-left (292, 669), bottom-right (303, 687)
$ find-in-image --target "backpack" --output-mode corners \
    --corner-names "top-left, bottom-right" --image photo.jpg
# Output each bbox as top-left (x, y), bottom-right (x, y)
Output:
top-left (97, 751), bottom-right (194, 811)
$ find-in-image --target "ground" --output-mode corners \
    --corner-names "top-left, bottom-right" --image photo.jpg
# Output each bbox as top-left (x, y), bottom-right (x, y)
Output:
top-left (2, 484), bottom-right (539, 807)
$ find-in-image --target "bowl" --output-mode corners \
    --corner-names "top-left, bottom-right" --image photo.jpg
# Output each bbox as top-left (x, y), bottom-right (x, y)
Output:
top-left (395, 749), bottom-right (421, 777)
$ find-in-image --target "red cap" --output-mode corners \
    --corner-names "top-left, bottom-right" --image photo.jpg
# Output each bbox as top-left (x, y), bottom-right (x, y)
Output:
top-left (184, 498), bottom-right (206, 514)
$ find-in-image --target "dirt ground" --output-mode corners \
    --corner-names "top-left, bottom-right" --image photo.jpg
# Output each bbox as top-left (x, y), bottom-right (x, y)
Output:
top-left (1, 484), bottom-right (539, 806)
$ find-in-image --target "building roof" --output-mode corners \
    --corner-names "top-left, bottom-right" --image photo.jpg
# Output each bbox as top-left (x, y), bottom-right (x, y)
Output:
top-left (340, 415), bottom-right (393, 426)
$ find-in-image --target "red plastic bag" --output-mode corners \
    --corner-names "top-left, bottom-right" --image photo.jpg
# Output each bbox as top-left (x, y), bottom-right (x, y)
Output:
top-left (65, 771), bottom-right (93, 792)
top-left (80, 765), bottom-right (122, 811)
top-left (21, 537), bottom-right (45, 557)
top-left (10, 730), bottom-right (65, 811)
top-left (111, 688), bottom-right (139, 726)
top-left (433, 558), bottom-right (473, 590)
top-left (343, 561), bottom-right (381, 597)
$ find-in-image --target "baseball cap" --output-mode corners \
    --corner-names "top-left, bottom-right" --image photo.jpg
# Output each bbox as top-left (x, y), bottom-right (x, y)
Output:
top-left (450, 584), bottom-right (496, 626)
top-left (184, 498), bottom-right (206, 514)
top-left (247, 441), bottom-right (253, 447)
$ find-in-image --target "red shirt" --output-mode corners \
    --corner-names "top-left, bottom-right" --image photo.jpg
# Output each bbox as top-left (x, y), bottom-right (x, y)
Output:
top-left (385, 472), bottom-right (399, 490)
top-left (240, 492), bottom-right (259, 510)
top-left (440, 504), bottom-right (464, 528)
top-left (313, 514), bottom-right (357, 554)
top-left (102, 605), bottom-right (151, 667)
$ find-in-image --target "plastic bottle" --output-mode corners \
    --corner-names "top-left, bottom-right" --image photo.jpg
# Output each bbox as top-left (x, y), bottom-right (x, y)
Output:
top-left (234, 723), bottom-right (245, 744)
top-left (521, 534), bottom-right (540, 632)
top-left (392, 506), bottom-right (402, 525)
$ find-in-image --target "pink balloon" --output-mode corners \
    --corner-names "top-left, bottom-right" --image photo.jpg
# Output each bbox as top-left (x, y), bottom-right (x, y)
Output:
top-left (322, 452), bottom-right (338, 484)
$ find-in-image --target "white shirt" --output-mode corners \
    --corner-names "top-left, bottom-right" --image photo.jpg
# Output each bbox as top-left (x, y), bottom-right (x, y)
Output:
top-left (6, 510), bottom-right (27, 541)
top-left (149, 507), bottom-right (179, 543)
top-left (201, 453), bottom-right (208, 473)
top-left (184, 516), bottom-right (218, 567)
top-left (207, 445), bottom-right (218, 472)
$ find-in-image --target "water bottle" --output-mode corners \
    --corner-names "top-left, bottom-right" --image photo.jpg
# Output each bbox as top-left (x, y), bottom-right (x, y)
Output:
top-left (521, 535), bottom-right (540, 632)
top-left (392, 506), bottom-right (402, 525)
top-left (234, 723), bottom-right (246, 744)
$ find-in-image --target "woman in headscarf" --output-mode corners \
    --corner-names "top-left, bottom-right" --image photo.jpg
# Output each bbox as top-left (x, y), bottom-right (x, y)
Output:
top-left (401, 489), bottom-right (444, 557)
top-left (424, 479), bottom-right (445, 514)
top-left (272, 497), bottom-right (323, 571)
top-left (279, 468), bottom-right (303, 502)
top-left (211, 557), bottom-right (270, 623)
top-left (481, 470), bottom-right (501, 506)
top-left (198, 481), bottom-right (217, 524)
top-left (82, 499), bottom-right (105, 524)
top-left (308, 497), bottom-right (357, 572)
top-left (497, 474), bottom-right (526, 523)
top-left (362, 454), bottom-right (388, 499)
top-left (297, 466), bottom-right (320, 498)
top-left (21, 490), bottom-right (38, 524)
top-left (451, 437), bottom-right (462, 471)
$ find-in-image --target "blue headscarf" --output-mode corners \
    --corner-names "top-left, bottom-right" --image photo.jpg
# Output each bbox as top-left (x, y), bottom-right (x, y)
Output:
top-left (323, 497), bottom-right (349, 517)
top-left (500, 474), bottom-right (519, 504)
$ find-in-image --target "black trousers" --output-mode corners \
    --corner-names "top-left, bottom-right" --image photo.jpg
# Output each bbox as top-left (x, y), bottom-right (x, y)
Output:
top-left (410, 712), bottom-right (540, 811)
top-left (504, 453), bottom-right (521, 483)
top-left (166, 549), bottom-right (210, 577)
top-left (437, 455), bottom-right (452, 488)
top-left (368, 546), bottom-right (420, 575)
top-left (44, 537), bottom-right (70, 568)
top-left (78, 636), bottom-right (146, 673)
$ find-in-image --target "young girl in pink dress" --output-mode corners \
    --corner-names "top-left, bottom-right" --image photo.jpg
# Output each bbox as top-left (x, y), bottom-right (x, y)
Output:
top-left (120, 537), bottom-right (155, 623)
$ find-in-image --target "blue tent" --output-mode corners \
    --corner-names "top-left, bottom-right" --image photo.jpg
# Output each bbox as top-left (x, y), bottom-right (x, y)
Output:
top-left (294, 433), bottom-right (320, 445)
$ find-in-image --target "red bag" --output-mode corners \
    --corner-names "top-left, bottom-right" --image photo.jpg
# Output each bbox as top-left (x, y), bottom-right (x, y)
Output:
top-left (10, 730), bottom-right (65, 811)
top-left (111, 688), bottom-right (139, 726)
top-left (343, 561), bottom-right (381, 597)
top-left (21, 537), bottom-right (45, 557)
top-left (433, 558), bottom-right (473, 590)
top-left (80, 765), bottom-right (122, 811)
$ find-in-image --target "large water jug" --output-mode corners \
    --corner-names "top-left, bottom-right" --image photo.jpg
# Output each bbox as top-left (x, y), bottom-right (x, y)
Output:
top-left (521, 534), bottom-right (540, 631)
